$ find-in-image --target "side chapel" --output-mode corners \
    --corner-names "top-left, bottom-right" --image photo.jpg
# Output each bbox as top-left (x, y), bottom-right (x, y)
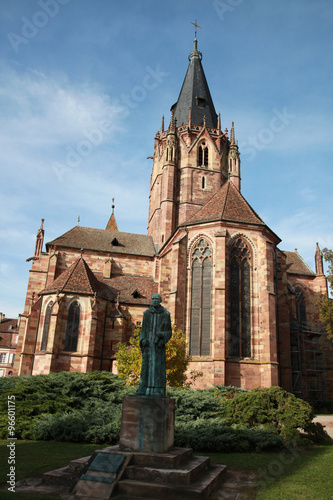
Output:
top-left (13, 36), bottom-right (332, 403)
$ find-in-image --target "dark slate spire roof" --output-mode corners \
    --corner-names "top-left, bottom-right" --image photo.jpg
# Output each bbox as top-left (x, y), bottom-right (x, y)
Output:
top-left (172, 38), bottom-right (218, 128)
top-left (184, 181), bottom-right (266, 226)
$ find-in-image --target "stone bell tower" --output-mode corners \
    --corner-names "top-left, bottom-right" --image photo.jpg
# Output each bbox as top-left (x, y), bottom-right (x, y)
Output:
top-left (147, 35), bottom-right (239, 248)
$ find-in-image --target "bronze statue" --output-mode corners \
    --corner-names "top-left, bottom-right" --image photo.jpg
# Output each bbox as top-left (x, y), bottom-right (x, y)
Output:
top-left (135, 294), bottom-right (172, 397)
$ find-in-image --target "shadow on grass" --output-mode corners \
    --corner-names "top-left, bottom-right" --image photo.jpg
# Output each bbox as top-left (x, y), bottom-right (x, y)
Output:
top-left (0, 440), bottom-right (102, 486)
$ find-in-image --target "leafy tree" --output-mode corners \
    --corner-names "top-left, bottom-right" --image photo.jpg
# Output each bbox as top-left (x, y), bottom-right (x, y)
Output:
top-left (319, 248), bottom-right (333, 339)
top-left (116, 325), bottom-right (202, 388)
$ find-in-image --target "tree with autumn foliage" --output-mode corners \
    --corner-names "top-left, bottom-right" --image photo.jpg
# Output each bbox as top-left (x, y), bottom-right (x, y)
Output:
top-left (115, 324), bottom-right (202, 388)
top-left (319, 248), bottom-right (333, 340)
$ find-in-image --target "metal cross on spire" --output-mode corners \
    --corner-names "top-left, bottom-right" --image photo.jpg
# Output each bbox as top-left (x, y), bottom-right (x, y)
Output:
top-left (191, 20), bottom-right (202, 39)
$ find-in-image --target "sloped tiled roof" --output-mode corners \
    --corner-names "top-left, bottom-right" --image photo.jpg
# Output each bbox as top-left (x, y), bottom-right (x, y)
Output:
top-left (103, 275), bottom-right (158, 305)
top-left (40, 257), bottom-right (157, 305)
top-left (185, 181), bottom-right (265, 226)
top-left (284, 251), bottom-right (315, 276)
top-left (47, 226), bottom-right (155, 257)
top-left (40, 257), bottom-right (111, 298)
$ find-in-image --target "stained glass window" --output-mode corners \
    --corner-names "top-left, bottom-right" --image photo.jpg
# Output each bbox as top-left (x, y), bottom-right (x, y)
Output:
top-left (230, 239), bottom-right (251, 357)
top-left (64, 301), bottom-right (80, 352)
top-left (41, 301), bottom-right (53, 351)
top-left (190, 239), bottom-right (212, 355)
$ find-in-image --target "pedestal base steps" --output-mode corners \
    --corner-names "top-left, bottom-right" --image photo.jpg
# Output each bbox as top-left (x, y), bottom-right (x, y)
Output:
top-left (42, 446), bottom-right (226, 500)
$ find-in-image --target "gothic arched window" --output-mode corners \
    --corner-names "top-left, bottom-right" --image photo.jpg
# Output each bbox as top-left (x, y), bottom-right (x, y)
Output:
top-left (64, 301), bottom-right (80, 352)
top-left (190, 239), bottom-right (212, 356)
top-left (230, 239), bottom-right (251, 358)
top-left (198, 143), bottom-right (209, 167)
top-left (295, 287), bottom-right (306, 326)
top-left (41, 301), bottom-right (53, 351)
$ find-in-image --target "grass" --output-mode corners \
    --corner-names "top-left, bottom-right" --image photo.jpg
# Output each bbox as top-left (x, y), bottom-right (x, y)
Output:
top-left (203, 445), bottom-right (333, 499)
top-left (0, 439), bottom-right (103, 499)
top-left (1, 440), bottom-right (332, 499)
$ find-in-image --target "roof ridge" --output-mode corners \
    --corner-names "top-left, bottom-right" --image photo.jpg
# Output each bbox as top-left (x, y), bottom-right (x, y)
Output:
top-left (220, 181), bottom-right (230, 218)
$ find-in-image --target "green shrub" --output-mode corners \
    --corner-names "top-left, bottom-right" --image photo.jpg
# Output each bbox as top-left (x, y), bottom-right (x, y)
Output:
top-left (221, 386), bottom-right (313, 440)
top-left (0, 372), bottom-right (128, 439)
top-left (33, 401), bottom-right (122, 444)
top-left (174, 418), bottom-right (284, 452)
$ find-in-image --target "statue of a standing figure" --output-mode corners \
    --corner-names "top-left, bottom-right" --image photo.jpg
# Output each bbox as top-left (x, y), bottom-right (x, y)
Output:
top-left (135, 294), bottom-right (172, 397)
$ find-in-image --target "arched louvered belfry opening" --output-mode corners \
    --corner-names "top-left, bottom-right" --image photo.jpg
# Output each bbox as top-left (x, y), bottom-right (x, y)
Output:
top-left (295, 287), bottom-right (306, 326)
top-left (64, 301), bottom-right (80, 352)
top-left (190, 238), bottom-right (212, 356)
top-left (41, 301), bottom-right (53, 351)
top-left (229, 238), bottom-right (252, 358)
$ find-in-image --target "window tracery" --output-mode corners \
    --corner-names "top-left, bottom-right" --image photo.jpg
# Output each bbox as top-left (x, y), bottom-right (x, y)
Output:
top-left (41, 301), bottom-right (53, 351)
top-left (64, 301), bottom-right (80, 352)
top-left (230, 238), bottom-right (251, 358)
top-left (190, 238), bottom-right (212, 356)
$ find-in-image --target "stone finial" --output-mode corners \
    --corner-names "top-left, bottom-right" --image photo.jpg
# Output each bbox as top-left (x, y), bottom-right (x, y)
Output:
top-left (315, 242), bottom-right (324, 276)
top-left (230, 122), bottom-right (235, 144)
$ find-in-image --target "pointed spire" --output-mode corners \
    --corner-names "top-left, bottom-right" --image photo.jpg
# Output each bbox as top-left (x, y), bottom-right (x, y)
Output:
top-left (172, 28), bottom-right (217, 128)
top-left (160, 115), bottom-right (164, 136)
top-left (315, 243), bottom-right (324, 275)
top-left (230, 122), bottom-right (235, 144)
top-left (106, 199), bottom-right (119, 231)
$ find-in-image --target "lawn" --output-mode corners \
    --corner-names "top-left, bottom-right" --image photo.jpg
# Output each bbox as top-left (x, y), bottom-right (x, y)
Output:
top-left (0, 440), bottom-right (332, 499)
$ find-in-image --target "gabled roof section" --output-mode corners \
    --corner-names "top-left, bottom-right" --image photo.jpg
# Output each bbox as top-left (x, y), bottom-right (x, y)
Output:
top-left (284, 250), bottom-right (315, 276)
top-left (40, 257), bottom-right (111, 298)
top-left (185, 181), bottom-right (266, 227)
top-left (47, 226), bottom-right (155, 257)
top-left (172, 40), bottom-right (217, 128)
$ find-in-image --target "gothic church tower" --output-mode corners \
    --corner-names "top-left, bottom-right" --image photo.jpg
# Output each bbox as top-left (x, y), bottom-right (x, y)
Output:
top-left (147, 36), bottom-right (240, 248)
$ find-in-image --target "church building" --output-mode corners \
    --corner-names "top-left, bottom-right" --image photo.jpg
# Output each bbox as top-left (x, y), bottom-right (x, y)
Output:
top-left (13, 37), bottom-right (332, 404)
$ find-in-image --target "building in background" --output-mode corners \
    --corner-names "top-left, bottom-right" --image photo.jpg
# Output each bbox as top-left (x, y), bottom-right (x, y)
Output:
top-left (13, 38), bottom-right (332, 403)
top-left (0, 313), bottom-right (18, 377)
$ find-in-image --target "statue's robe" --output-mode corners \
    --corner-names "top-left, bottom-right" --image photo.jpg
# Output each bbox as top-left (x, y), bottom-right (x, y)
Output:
top-left (136, 305), bottom-right (172, 396)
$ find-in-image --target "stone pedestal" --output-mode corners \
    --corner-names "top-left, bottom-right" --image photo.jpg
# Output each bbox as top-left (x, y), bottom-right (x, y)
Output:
top-left (119, 396), bottom-right (175, 453)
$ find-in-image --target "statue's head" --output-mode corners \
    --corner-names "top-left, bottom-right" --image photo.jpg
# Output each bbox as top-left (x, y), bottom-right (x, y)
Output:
top-left (151, 293), bottom-right (162, 307)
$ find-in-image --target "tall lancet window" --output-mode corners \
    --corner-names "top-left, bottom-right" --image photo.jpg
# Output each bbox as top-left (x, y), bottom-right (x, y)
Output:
top-left (64, 301), bottom-right (80, 352)
top-left (41, 301), bottom-right (53, 351)
top-left (190, 239), bottom-right (212, 356)
top-left (198, 143), bottom-right (209, 167)
top-left (295, 287), bottom-right (306, 326)
top-left (230, 238), bottom-right (251, 358)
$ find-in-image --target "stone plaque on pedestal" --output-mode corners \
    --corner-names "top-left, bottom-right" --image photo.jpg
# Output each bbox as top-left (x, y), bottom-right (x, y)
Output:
top-left (119, 396), bottom-right (175, 453)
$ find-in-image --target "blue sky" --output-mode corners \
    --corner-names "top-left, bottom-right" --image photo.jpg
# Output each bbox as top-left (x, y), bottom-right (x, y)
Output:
top-left (1, 0), bottom-right (332, 318)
